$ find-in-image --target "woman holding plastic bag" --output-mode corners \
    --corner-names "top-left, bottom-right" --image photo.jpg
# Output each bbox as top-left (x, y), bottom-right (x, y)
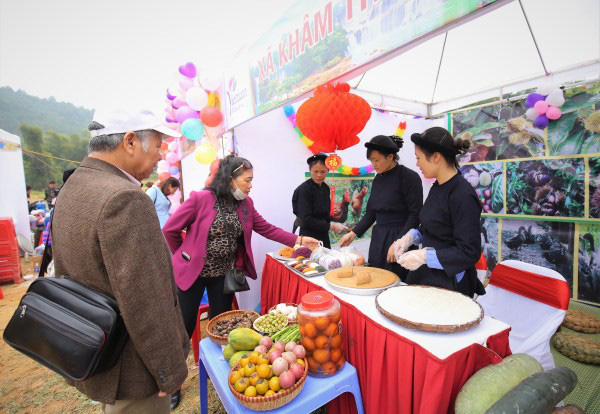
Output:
top-left (394, 127), bottom-right (485, 297)
top-left (338, 135), bottom-right (422, 281)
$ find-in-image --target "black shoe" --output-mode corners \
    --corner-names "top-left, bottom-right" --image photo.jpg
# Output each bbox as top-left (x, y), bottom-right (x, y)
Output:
top-left (170, 390), bottom-right (181, 411)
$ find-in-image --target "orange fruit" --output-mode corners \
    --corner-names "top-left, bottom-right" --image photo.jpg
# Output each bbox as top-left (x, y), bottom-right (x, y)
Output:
top-left (248, 372), bottom-right (260, 386)
top-left (243, 363), bottom-right (256, 377)
top-left (256, 364), bottom-right (270, 379)
top-left (315, 317), bottom-right (329, 331)
top-left (315, 335), bottom-right (329, 349)
top-left (256, 379), bottom-right (269, 395)
top-left (330, 348), bottom-right (342, 363)
top-left (330, 311), bottom-right (341, 324)
top-left (313, 349), bottom-right (330, 364)
top-left (248, 352), bottom-right (259, 365)
top-left (265, 390), bottom-right (276, 397)
top-left (299, 325), bottom-right (305, 336)
top-left (244, 385), bottom-right (257, 397)
top-left (234, 377), bottom-right (249, 393)
top-left (303, 322), bottom-right (317, 338)
top-left (302, 337), bottom-right (316, 351)
top-left (229, 370), bottom-right (242, 385)
top-left (336, 357), bottom-right (345, 368)
top-left (330, 334), bottom-right (342, 349)
top-left (268, 376), bottom-right (280, 392)
top-left (307, 356), bottom-right (320, 371)
top-left (325, 323), bottom-right (338, 337)
top-left (257, 354), bottom-right (269, 366)
top-left (322, 361), bottom-right (337, 375)
top-left (296, 358), bottom-right (305, 367)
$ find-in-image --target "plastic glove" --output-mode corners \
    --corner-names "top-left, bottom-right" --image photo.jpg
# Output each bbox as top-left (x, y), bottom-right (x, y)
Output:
top-left (395, 229), bottom-right (419, 257)
top-left (330, 222), bottom-right (347, 234)
top-left (397, 249), bottom-right (427, 271)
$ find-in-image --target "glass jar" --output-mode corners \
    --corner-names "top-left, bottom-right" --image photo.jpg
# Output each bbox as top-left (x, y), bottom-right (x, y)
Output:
top-left (297, 290), bottom-right (344, 377)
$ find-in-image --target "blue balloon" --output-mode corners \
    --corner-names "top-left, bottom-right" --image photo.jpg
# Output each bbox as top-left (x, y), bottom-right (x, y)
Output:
top-left (283, 105), bottom-right (295, 117)
top-left (169, 166), bottom-right (179, 176)
top-left (181, 118), bottom-right (204, 140)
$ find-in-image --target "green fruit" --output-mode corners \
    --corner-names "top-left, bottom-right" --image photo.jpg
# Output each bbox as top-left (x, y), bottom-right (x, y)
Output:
top-left (228, 327), bottom-right (262, 351)
top-left (229, 351), bottom-right (250, 367)
top-left (223, 344), bottom-right (235, 361)
top-left (479, 172), bottom-right (492, 187)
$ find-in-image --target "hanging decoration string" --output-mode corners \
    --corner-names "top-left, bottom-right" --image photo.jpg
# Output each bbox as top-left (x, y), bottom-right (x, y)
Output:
top-left (283, 105), bottom-right (406, 176)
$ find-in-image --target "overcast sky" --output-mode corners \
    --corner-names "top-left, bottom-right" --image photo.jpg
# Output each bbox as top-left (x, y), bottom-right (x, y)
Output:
top-left (0, 0), bottom-right (295, 112)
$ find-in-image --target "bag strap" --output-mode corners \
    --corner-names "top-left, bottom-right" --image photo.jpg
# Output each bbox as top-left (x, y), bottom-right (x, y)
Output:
top-left (39, 208), bottom-right (54, 277)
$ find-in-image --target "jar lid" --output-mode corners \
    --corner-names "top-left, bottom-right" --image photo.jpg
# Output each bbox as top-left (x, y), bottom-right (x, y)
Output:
top-left (301, 290), bottom-right (334, 310)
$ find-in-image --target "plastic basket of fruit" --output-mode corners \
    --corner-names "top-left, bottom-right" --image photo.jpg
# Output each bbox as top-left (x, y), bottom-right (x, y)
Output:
top-left (206, 310), bottom-right (260, 346)
top-left (268, 303), bottom-right (298, 325)
top-left (228, 357), bottom-right (308, 411)
top-left (253, 313), bottom-right (289, 335)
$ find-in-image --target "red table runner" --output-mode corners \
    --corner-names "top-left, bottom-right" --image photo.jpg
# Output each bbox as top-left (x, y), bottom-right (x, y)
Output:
top-left (260, 255), bottom-right (511, 414)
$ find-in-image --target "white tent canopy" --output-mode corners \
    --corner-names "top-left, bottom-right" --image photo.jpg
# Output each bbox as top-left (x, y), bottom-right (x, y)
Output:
top-left (346, 0), bottom-right (599, 117)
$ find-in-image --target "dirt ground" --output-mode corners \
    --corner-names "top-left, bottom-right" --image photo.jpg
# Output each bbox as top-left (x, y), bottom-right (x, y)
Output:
top-left (0, 259), bottom-right (226, 414)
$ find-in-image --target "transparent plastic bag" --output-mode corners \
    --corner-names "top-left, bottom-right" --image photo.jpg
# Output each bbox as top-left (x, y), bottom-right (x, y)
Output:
top-left (340, 247), bottom-right (366, 266)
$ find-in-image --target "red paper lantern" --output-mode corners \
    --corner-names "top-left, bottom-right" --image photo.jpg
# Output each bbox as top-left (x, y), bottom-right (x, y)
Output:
top-left (296, 82), bottom-right (371, 153)
top-left (201, 106), bottom-right (223, 127)
top-left (325, 154), bottom-right (342, 171)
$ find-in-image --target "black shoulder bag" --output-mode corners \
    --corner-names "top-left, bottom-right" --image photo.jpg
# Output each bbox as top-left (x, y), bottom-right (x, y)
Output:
top-left (216, 198), bottom-right (250, 294)
top-left (3, 193), bottom-right (128, 382)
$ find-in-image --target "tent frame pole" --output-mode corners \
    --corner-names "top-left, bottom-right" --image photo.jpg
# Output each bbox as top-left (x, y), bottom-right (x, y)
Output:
top-left (518, 0), bottom-right (549, 75)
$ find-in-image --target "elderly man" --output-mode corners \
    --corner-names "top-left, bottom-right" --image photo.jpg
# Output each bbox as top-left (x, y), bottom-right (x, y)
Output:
top-left (51, 108), bottom-right (189, 413)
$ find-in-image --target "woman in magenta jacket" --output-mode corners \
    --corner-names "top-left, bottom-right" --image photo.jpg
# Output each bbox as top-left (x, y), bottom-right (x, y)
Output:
top-left (163, 155), bottom-right (318, 337)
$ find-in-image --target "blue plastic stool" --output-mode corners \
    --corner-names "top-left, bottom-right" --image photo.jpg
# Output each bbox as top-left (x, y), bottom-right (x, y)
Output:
top-left (199, 338), bottom-right (364, 414)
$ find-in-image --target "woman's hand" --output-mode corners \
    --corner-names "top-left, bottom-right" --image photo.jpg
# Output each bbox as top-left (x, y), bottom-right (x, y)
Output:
top-left (338, 231), bottom-right (356, 247)
top-left (330, 222), bottom-right (347, 234)
top-left (296, 236), bottom-right (320, 250)
top-left (397, 249), bottom-right (427, 270)
top-left (387, 241), bottom-right (399, 263)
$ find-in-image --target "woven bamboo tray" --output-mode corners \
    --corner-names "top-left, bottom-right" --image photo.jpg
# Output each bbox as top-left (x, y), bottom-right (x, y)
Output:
top-left (206, 310), bottom-right (260, 346)
top-left (375, 285), bottom-right (484, 333)
top-left (228, 359), bottom-right (308, 411)
top-left (562, 309), bottom-right (600, 334)
top-left (268, 303), bottom-right (298, 324)
top-left (552, 332), bottom-right (600, 365)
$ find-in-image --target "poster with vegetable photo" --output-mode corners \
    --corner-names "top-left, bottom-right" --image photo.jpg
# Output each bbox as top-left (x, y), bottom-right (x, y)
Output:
top-left (453, 100), bottom-right (545, 162)
top-left (589, 157), bottom-right (600, 218)
top-left (460, 163), bottom-right (503, 214)
top-left (481, 218), bottom-right (498, 272)
top-left (502, 219), bottom-right (574, 293)
top-left (547, 82), bottom-right (600, 156)
top-left (578, 224), bottom-right (600, 304)
top-left (506, 159), bottom-right (584, 218)
top-left (321, 176), bottom-right (373, 243)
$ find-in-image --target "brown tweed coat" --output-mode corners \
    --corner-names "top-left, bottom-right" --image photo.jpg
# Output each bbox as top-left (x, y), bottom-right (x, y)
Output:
top-left (51, 157), bottom-right (189, 404)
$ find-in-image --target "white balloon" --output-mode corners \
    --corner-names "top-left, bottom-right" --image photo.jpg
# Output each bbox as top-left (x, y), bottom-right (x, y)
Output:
top-left (545, 89), bottom-right (565, 107)
top-left (167, 141), bottom-right (178, 152)
top-left (186, 87), bottom-right (209, 110)
top-left (199, 71), bottom-right (222, 91)
top-left (536, 82), bottom-right (556, 96)
top-left (525, 108), bottom-right (538, 121)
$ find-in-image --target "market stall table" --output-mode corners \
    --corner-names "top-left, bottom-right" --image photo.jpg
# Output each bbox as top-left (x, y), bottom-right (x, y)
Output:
top-left (261, 255), bottom-right (512, 414)
top-left (198, 338), bottom-right (365, 414)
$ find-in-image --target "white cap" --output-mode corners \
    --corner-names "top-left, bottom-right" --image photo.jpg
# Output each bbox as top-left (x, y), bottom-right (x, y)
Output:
top-left (90, 108), bottom-right (181, 138)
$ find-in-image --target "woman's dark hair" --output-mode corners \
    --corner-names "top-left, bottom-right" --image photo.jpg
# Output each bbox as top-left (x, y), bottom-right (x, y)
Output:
top-left (411, 127), bottom-right (470, 170)
top-left (208, 155), bottom-right (253, 202)
top-left (160, 177), bottom-right (180, 196)
top-left (307, 153), bottom-right (328, 170)
top-left (366, 135), bottom-right (402, 161)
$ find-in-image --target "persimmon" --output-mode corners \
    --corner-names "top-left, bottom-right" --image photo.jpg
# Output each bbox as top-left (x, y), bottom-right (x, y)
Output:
top-left (315, 335), bottom-right (329, 349)
top-left (303, 322), bottom-right (317, 338)
top-left (313, 349), bottom-right (330, 364)
top-left (302, 337), bottom-right (316, 351)
top-left (321, 361), bottom-right (337, 375)
top-left (330, 334), bottom-right (342, 349)
top-left (330, 348), bottom-right (342, 363)
top-left (315, 317), bottom-right (329, 331)
top-left (325, 322), bottom-right (338, 337)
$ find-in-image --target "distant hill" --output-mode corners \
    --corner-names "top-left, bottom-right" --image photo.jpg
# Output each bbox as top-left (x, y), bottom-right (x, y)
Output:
top-left (0, 87), bottom-right (93, 136)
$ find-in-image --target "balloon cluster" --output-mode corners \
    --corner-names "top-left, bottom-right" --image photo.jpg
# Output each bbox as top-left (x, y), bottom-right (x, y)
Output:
top-left (164, 61), bottom-right (223, 166)
top-left (524, 85), bottom-right (565, 129)
top-left (283, 105), bottom-right (375, 176)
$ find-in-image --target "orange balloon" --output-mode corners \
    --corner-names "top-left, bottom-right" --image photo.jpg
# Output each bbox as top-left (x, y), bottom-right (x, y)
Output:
top-left (158, 172), bottom-right (171, 181)
top-left (160, 142), bottom-right (169, 151)
top-left (200, 106), bottom-right (223, 127)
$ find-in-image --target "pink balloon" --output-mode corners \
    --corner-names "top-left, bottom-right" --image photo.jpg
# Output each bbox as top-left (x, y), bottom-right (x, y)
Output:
top-left (534, 100), bottom-right (548, 115)
top-left (166, 152), bottom-right (179, 164)
top-left (179, 76), bottom-right (194, 91)
top-left (546, 106), bottom-right (562, 120)
top-left (172, 96), bottom-right (186, 109)
top-left (178, 62), bottom-right (197, 78)
top-left (175, 106), bottom-right (198, 124)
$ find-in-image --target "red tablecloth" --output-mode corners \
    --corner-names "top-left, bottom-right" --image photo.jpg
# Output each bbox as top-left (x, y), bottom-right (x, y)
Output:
top-left (260, 256), bottom-right (511, 414)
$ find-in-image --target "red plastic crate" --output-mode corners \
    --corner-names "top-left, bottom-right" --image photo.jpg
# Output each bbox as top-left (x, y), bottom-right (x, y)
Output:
top-left (0, 218), bottom-right (16, 243)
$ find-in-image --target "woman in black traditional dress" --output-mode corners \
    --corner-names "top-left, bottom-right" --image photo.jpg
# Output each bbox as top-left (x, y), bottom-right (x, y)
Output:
top-left (292, 154), bottom-right (347, 248)
top-left (338, 135), bottom-right (422, 281)
top-left (395, 127), bottom-right (486, 297)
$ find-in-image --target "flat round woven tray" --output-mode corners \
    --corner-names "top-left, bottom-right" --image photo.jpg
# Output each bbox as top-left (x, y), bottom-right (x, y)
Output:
top-left (562, 309), bottom-right (600, 334)
top-left (552, 332), bottom-right (600, 365)
top-left (375, 285), bottom-right (484, 333)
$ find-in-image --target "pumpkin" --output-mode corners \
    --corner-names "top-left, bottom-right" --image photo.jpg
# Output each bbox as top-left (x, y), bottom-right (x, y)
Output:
top-left (485, 367), bottom-right (577, 414)
top-left (455, 354), bottom-right (542, 414)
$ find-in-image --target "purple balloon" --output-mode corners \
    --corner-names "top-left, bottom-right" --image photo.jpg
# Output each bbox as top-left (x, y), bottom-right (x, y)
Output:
top-left (165, 116), bottom-right (177, 124)
top-left (166, 89), bottom-right (176, 100)
top-left (175, 106), bottom-right (199, 124)
top-left (172, 96), bottom-right (186, 109)
top-left (525, 93), bottom-right (545, 108)
top-left (534, 114), bottom-right (549, 129)
top-left (169, 166), bottom-right (179, 176)
top-left (178, 62), bottom-right (197, 78)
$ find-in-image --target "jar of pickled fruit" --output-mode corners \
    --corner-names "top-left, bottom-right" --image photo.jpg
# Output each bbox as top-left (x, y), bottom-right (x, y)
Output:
top-left (297, 290), bottom-right (344, 377)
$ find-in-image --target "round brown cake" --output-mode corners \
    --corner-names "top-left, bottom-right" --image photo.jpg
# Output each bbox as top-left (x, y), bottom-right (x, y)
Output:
top-left (325, 266), bottom-right (399, 289)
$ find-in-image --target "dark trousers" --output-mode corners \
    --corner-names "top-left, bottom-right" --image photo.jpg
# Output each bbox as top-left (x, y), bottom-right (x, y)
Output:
top-left (177, 275), bottom-right (234, 338)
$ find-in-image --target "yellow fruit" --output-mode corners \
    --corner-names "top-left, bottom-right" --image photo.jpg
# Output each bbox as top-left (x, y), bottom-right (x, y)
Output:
top-left (229, 371), bottom-right (242, 385)
top-left (234, 378), bottom-right (249, 393)
top-left (244, 385), bottom-right (257, 397)
top-left (256, 379), bottom-right (269, 395)
top-left (237, 367), bottom-right (245, 377)
top-left (257, 364), bottom-right (270, 379)
top-left (243, 363), bottom-right (256, 377)
top-left (268, 376), bottom-right (280, 392)
top-left (248, 372), bottom-right (260, 386)
top-left (265, 390), bottom-right (275, 397)
top-left (257, 353), bottom-right (269, 365)
top-left (297, 359), bottom-right (305, 367)
top-left (248, 352), bottom-right (259, 365)
top-left (239, 357), bottom-right (250, 368)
